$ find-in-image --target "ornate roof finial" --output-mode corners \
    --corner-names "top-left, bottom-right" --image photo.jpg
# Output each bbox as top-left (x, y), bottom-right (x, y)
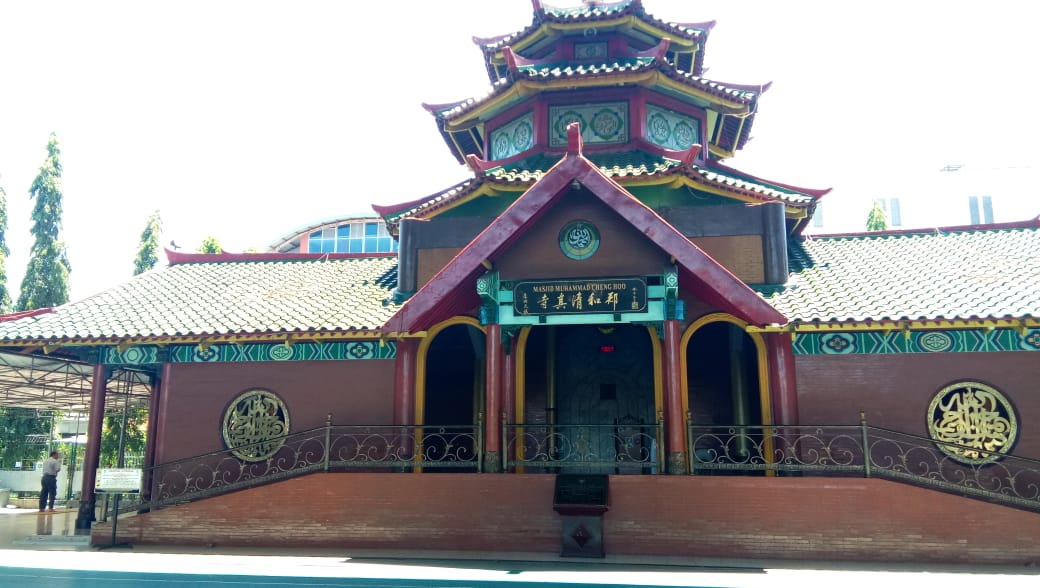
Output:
top-left (566, 122), bottom-right (583, 156)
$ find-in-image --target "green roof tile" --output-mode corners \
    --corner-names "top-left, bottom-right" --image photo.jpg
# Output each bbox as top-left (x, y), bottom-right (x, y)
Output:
top-left (757, 225), bottom-right (1040, 323)
top-left (0, 257), bottom-right (399, 343)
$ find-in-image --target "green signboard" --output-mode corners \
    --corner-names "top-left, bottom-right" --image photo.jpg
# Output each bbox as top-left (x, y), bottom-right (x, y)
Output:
top-left (513, 278), bottom-right (647, 316)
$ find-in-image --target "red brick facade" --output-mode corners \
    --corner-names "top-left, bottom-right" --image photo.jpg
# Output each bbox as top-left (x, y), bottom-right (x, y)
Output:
top-left (97, 473), bottom-right (1040, 565)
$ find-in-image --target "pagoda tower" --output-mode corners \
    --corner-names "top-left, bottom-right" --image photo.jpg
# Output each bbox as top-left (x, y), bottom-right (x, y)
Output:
top-left (377, 0), bottom-right (827, 302)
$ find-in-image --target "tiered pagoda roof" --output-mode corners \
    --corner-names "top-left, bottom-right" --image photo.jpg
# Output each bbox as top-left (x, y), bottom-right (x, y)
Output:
top-left (400, 0), bottom-right (826, 235)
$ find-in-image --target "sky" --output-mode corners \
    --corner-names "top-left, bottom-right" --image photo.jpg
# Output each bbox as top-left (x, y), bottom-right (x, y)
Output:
top-left (1, 0), bottom-right (1038, 302)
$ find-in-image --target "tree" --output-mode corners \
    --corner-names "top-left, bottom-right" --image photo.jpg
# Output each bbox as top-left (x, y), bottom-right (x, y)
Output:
top-left (100, 406), bottom-right (147, 467)
top-left (133, 211), bottom-right (162, 275)
top-left (197, 236), bottom-right (223, 254)
top-left (866, 200), bottom-right (889, 232)
top-left (18, 133), bottom-right (71, 310)
top-left (0, 407), bottom-right (54, 468)
top-left (0, 183), bottom-right (11, 313)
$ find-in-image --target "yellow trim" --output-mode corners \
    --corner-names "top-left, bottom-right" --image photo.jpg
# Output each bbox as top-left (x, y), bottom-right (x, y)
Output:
top-left (681, 313), bottom-right (774, 472)
top-left (444, 70), bottom-right (749, 131)
top-left (503, 16), bottom-right (699, 54)
top-left (514, 327), bottom-right (531, 468)
top-left (747, 318), bottom-right (1040, 334)
top-left (409, 182), bottom-right (526, 222)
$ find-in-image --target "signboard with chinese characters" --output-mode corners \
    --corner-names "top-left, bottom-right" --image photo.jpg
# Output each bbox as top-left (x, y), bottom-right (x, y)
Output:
top-left (513, 278), bottom-right (647, 316)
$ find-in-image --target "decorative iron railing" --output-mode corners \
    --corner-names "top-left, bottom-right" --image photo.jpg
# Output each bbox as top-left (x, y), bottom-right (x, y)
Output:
top-left (503, 421), bottom-right (664, 473)
top-left (688, 421), bottom-right (1040, 511)
top-left (146, 421), bottom-right (482, 508)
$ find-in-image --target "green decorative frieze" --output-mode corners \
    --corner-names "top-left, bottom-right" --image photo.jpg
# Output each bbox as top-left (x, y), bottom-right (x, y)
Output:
top-left (101, 340), bottom-right (395, 365)
top-left (549, 102), bottom-right (628, 147)
top-left (645, 104), bottom-right (700, 151)
top-left (793, 328), bottom-right (1040, 355)
top-left (489, 112), bottom-right (534, 160)
top-left (101, 346), bottom-right (162, 366)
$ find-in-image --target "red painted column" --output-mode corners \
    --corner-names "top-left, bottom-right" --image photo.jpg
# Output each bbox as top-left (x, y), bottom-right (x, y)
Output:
top-left (393, 338), bottom-right (418, 426)
top-left (765, 332), bottom-right (799, 426)
top-left (140, 369), bottom-right (163, 506)
top-left (663, 319), bottom-right (687, 474)
top-left (502, 340), bottom-right (516, 426)
top-left (484, 324), bottom-right (503, 472)
top-left (501, 339), bottom-right (516, 472)
top-left (76, 364), bottom-right (108, 529)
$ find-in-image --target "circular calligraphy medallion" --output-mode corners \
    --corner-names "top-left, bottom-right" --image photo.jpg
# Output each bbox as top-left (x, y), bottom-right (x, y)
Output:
top-left (512, 121), bottom-right (533, 152)
top-left (222, 389), bottom-right (291, 462)
top-left (927, 381), bottom-right (1017, 465)
top-left (555, 111), bottom-right (586, 142)
top-left (672, 121), bottom-right (695, 149)
top-left (648, 113), bottom-right (670, 143)
top-left (559, 220), bottom-right (600, 260)
top-left (591, 109), bottom-right (622, 140)
top-left (493, 134), bottom-right (512, 159)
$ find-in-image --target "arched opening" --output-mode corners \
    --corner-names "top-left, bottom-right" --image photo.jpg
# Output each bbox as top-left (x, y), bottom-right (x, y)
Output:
top-left (684, 317), bottom-right (768, 474)
top-left (418, 320), bottom-right (485, 470)
top-left (422, 322), bottom-right (485, 427)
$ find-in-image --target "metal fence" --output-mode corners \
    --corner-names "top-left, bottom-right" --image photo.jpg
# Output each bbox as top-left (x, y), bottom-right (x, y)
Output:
top-left (503, 421), bottom-right (664, 473)
top-left (688, 422), bottom-right (1040, 511)
top-left (146, 422), bottom-right (482, 508)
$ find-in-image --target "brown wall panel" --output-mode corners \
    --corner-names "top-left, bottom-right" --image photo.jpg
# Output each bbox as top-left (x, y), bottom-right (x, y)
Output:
top-left (156, 360), bottom-right (394, 464)
top-left (496, 190), bottom-right (669, 280)
top-left (100, 473), bottom-right (1040, 565)
top-left (690, 235), bottom-right (764, 283)
top-left (417, 248), bottom-right (461, 289)
top-left (795, 351), bottom-right (1040, 457)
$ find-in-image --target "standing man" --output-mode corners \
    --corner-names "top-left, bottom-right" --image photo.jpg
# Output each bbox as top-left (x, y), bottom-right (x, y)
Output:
top-left (39, 451), bottom-right (61, 512)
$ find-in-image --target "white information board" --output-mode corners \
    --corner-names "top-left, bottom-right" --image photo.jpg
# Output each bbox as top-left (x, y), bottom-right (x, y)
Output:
top-left (95, 468), bottom-right (142, 492)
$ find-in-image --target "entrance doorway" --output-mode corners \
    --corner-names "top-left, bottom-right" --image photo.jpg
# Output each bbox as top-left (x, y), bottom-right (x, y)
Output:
top-left (521, 324), bottom-right (656, 472)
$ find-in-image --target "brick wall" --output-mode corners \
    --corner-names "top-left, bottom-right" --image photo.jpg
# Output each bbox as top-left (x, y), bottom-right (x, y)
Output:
top-left (96, 473), bottom-right (1040, 565)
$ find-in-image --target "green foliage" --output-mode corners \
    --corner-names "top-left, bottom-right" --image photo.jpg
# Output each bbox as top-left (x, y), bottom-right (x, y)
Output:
top-left (133, 210), bottom-right (163, 275)
top-left (0, 184), bottom-right (11, 313)
top-left (197, 236), bottom-right (223, 254)
top-left (18, 133), bottom-right (71, 311)
top-left (866, 200), bottom-right (889, 232)
top-left (100, 406), bottom-right (147, 468)
top-left (0, 407), bottom-right (54, 468)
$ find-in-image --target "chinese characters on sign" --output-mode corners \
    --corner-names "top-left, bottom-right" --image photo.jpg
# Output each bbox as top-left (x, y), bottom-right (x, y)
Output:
top-left (513, 278), bottom-right (647, 316)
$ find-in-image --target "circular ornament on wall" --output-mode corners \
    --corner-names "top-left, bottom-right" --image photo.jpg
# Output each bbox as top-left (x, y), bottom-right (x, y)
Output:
top-left (648, 113), bottom-right (670, 143)
top-left (222, 389), bottom-right (291, 462)
top-left (927, 381), bottom-right (1016, 465)
top-left (559, 220), bottom-right (600, 260)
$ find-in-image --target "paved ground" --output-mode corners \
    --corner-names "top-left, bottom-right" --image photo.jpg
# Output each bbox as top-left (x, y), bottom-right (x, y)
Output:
top-left (1, 505), bottom-right (1038, 587)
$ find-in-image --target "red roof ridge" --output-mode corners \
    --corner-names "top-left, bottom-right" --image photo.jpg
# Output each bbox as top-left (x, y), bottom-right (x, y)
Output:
top-left (0, 307), bottom-right (55, 323)
top-left (373, 178), bottom-right (476, 219)
top-left (164, 249), bottom-right (396, 265)
top-left (808, 217), bottom-right (1040, 239)
top-left (707, 161), bottom-right (832, 198)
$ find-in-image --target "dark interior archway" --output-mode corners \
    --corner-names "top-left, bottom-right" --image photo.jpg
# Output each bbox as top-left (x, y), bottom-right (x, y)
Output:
top-left (686, 321), bottom-right (762, 472)
top-left (424, 323), bottom-right (485, 428)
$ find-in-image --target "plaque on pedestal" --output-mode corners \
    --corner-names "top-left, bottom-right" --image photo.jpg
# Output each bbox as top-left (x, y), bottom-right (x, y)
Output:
top-left (553, 474), bottom-right (609, 558)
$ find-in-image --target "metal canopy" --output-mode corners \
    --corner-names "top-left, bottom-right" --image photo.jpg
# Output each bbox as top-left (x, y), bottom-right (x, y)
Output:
top-left (0, 351), bottom-right (152, 412)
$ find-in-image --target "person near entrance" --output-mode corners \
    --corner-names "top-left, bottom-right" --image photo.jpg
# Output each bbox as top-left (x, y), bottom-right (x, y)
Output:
top-left (39, 451), bottom-right (61, 512)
